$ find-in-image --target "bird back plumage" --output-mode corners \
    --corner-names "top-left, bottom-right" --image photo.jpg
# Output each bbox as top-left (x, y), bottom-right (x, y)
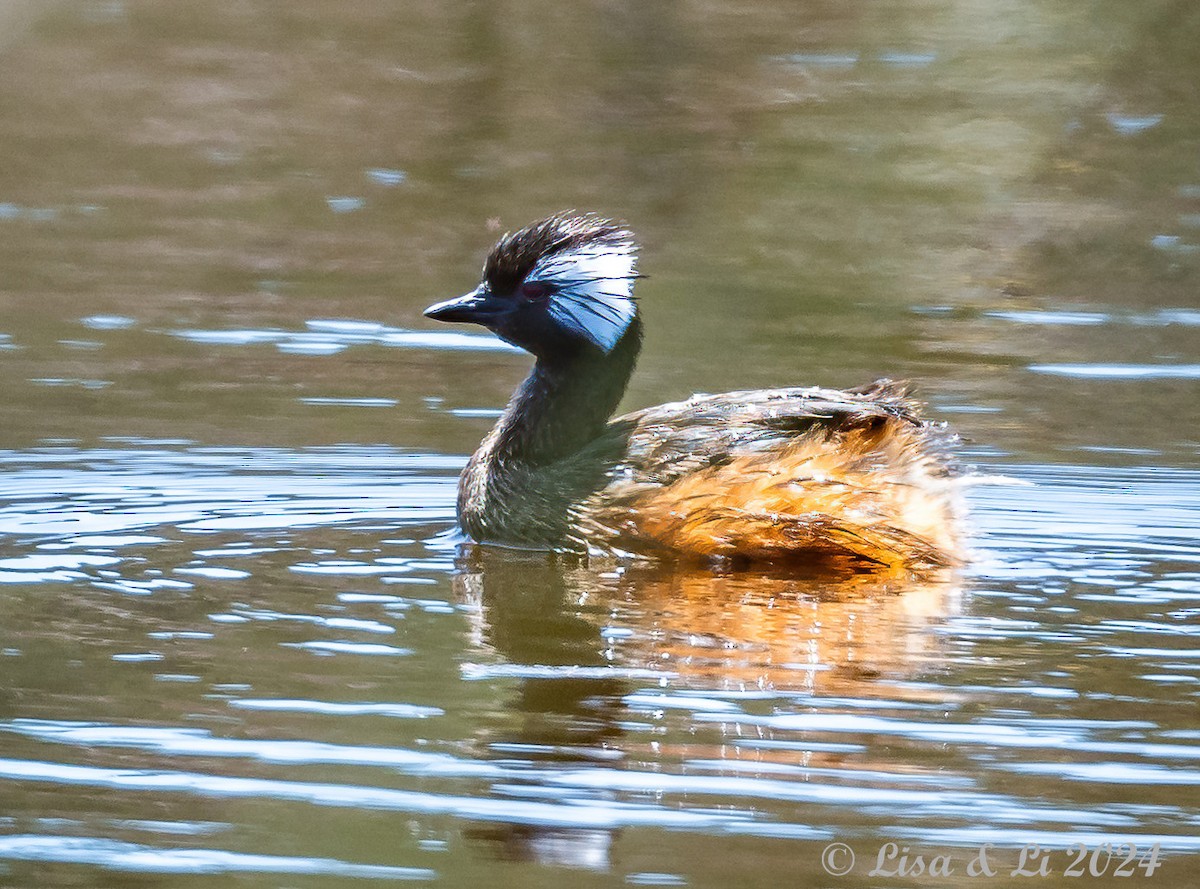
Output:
top-left (575, 382), bottom-right (962, 571)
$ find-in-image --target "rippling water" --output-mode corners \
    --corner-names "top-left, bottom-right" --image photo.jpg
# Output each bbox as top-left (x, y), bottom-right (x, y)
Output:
top-left (2, 444), bottom-right (1198, 885)
top-left (2, 1), bottom-right (1199, 887)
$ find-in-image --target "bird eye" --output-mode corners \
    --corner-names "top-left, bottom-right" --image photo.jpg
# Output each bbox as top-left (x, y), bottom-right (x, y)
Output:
top-left (520, 281), bottom-right (553, 302)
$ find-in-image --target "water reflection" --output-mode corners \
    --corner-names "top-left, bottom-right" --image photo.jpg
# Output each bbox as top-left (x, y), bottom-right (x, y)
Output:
top-left (453, 551), bottom-right (634, 869)
top-left (456, 546), bottom-right (960, 693)
top-left (451, 547), bottom-right (960, 868)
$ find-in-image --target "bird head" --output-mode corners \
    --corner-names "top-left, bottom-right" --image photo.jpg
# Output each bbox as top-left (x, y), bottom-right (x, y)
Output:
top-left (425, 212), bottom-right (640, 361)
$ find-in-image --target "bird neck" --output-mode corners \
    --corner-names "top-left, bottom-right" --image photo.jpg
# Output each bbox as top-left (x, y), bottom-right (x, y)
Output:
top-left (490, 318), bottom-right (642, 465)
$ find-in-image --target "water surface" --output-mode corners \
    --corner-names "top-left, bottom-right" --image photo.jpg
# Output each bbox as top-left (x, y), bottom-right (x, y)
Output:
top-left (1, 1), bottom-right (1198, 887)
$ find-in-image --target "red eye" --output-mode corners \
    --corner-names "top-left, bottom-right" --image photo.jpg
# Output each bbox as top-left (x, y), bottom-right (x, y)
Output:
top-left (520, 281), bottom-right (552, 302)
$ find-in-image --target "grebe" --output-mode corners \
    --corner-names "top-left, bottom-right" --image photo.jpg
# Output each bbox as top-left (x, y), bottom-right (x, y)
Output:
top-left (425, 212), bottom-right (961, 571)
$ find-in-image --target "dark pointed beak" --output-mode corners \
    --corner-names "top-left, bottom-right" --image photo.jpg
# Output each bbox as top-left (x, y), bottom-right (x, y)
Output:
top-left (424, 286), bottom-right (507, 325)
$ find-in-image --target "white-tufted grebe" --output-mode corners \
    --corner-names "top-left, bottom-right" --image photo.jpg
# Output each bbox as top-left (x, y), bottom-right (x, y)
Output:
top-left (425, 212), bottom-right (962, 572)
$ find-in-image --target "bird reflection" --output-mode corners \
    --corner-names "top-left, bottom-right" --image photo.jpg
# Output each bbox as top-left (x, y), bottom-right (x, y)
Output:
top-left (451, 546), bottom-right (961, 868)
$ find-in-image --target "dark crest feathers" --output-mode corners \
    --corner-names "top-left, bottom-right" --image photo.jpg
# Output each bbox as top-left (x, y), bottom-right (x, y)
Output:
top-left (483, 212), bottom-right (632, 295)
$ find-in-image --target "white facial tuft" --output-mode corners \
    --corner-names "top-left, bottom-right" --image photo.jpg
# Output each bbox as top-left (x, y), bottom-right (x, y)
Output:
top-left (526, 240), bottom-right (638, 353)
